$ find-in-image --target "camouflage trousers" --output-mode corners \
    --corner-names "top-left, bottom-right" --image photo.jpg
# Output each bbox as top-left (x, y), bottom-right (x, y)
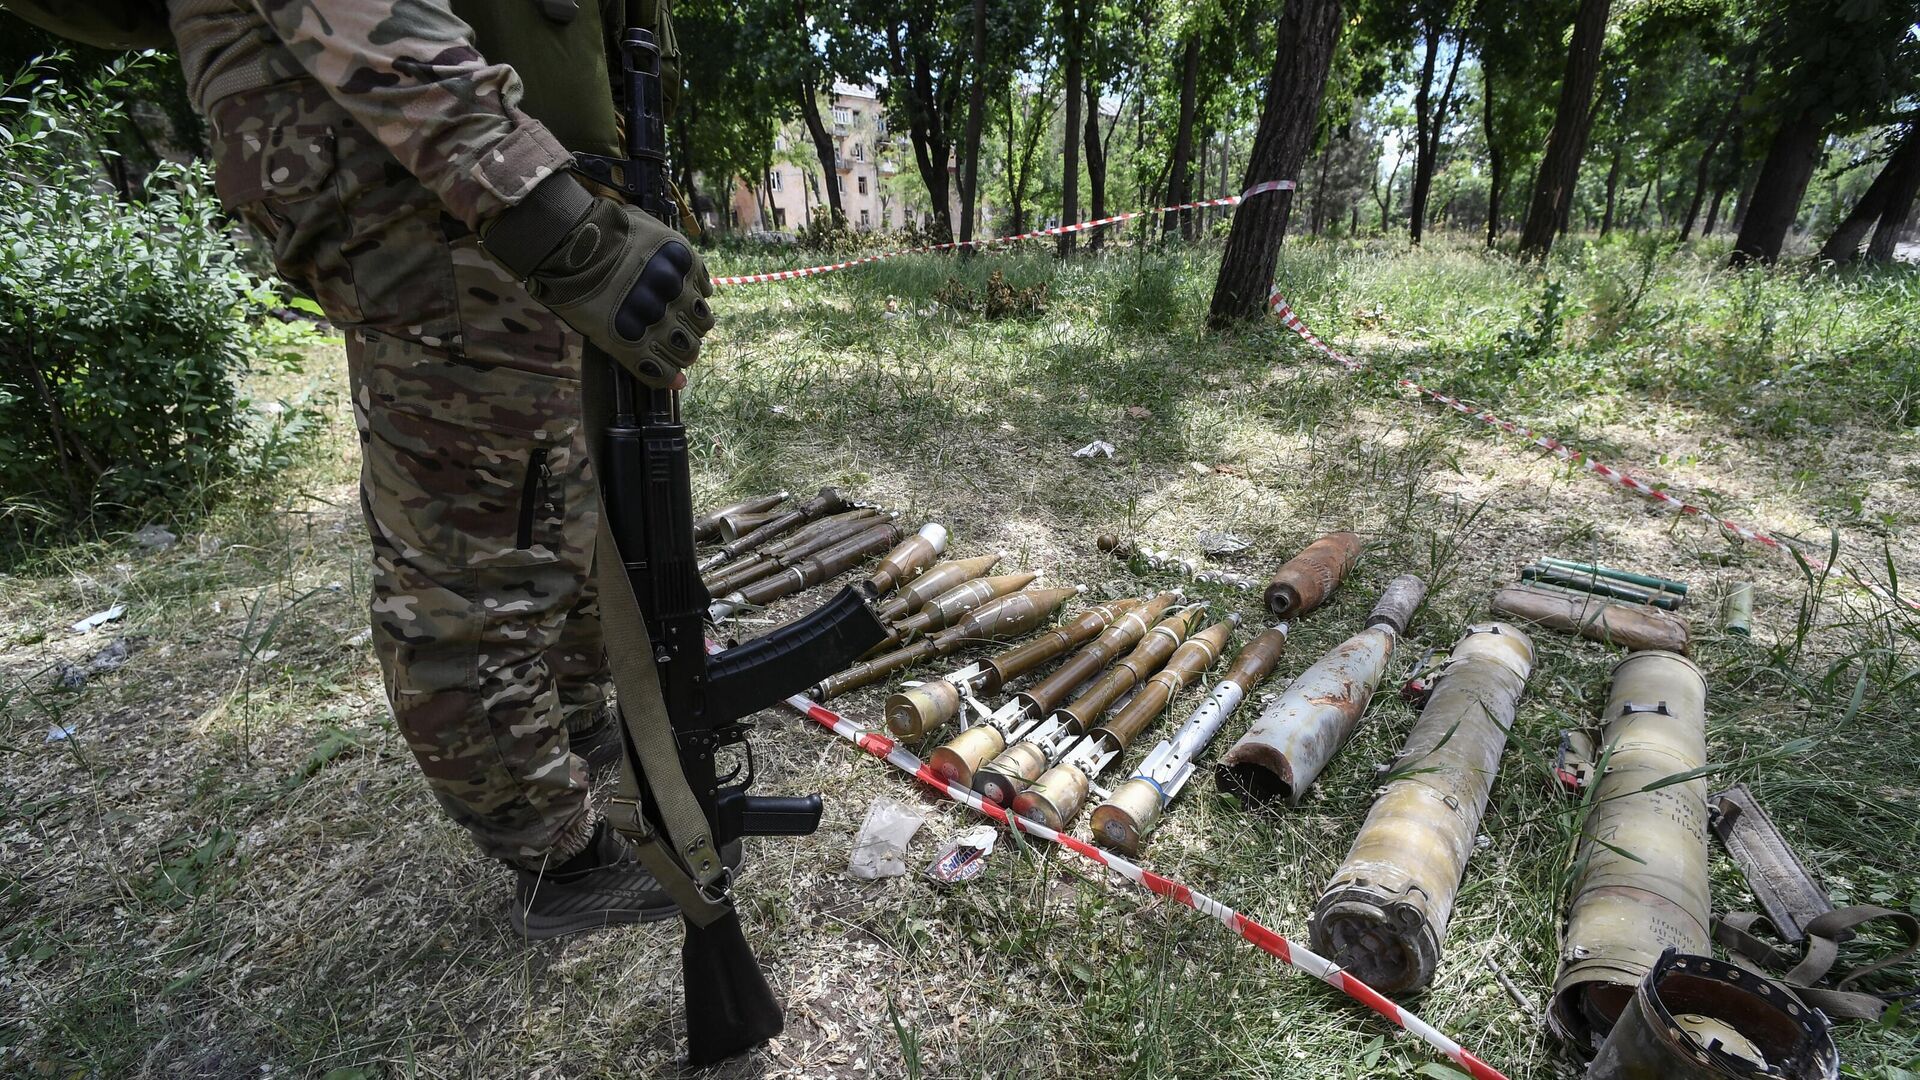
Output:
top-left (208, 83), bottom-right (605, 868)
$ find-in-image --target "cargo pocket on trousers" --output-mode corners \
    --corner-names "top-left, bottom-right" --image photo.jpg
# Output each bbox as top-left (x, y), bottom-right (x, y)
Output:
top-left (354, 350), bottom-right (585, 571)
top-left (213, 124), bottom-right (364, 325)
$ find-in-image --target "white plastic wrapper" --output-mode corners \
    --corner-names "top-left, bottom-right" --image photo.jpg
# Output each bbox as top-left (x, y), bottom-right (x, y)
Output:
top-left (848, 797), bottom-right (926, 880)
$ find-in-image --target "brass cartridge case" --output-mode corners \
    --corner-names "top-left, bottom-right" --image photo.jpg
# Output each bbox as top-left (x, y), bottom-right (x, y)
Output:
top-left (874, 554), bottom-right (1003, 622)
top-left (1490, 584), bottom-right (1691, 654)
top-left (1309, 622), bottom-right (1535, 994)
top-left (816, 586), bottom-right (1079, 701)
top-left (1218, 576), bottom-right (1428, 805)
top-left (693, 491), bottom-right (789, 543)
top-left (863, 523), bottom-right (949, 599)
top-left (1012, 593), bottom-right (1180, 718)
top-left (1587, 951), bottom-right (1837, 1080)
top-left (1549, 650), bottom-right (1711, 1049)
top-left (1264, 531), bottom-right (1362, 618)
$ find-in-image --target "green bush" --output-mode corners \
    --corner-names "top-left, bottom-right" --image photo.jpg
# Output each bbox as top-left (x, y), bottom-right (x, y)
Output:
top-left (0, 54), bottom-right (269, 546)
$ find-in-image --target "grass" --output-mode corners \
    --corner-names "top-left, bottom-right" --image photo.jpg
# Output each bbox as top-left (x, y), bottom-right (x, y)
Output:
top-left (3, 230), bottom-right (1919, 1079)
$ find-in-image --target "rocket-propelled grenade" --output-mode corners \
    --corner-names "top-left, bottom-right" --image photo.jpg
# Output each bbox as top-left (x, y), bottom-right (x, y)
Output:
top-left (1308, 621), bottom-right (1535, 995)
top-left (810, 585), bottom-right (1080, 701)
top-left (1264, 531), bottom-right (1363, 618)
top-left (703, 509), bottom-right (887, 596)
top-left (708, 521), bottom-right (900, 621)
top-left (886, 597), bottom-right (1141, 739)
top-left (693, 491), bottom-right (789, 543)
top-left (874, 554), bottom-right (1004, 622)
top-left (1092, 623), bottom-right (1290, 854)
top-left (861, 523), bottom-right (948, 599)
top-left (974, 602), bottom-right (1208, 807)
top-left (1216, 574), bottom-right (1428, 805)
top-left (1015, 616), bottom-right (1239, 830)
top-left (697, 487), bottom-right (854, 572)
top-left (925, 592), bottom-right (1178, 788)
top-left (877, 571), bottom-right (1039, 648)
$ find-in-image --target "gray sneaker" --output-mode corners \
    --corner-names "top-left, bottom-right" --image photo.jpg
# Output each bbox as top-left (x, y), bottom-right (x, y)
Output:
top-left (509, 822), bottom-right (678, 939)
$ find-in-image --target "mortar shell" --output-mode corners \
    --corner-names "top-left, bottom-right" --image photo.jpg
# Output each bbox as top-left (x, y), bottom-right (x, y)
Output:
top-left (1091, 777), bottom-right (1164, 855)
top-left (1264, 531), bottom-right (1362, 618)
top-left (928, 724), bottom-right (1006, 788)
top-left (1012, 764), bottom-right (1092, 831)
top-left (888, 679), bottom-right (961, 739)
top-left (974, 740), bottom-right (1050, 806)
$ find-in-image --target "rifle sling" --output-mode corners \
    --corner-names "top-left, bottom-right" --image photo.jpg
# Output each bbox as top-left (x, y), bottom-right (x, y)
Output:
top-left (1713, 905), bottom-right (1920, 1021)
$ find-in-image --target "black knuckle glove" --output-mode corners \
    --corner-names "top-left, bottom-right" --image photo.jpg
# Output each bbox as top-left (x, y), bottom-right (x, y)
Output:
top-left (480, 174), bottom-right (714, 390)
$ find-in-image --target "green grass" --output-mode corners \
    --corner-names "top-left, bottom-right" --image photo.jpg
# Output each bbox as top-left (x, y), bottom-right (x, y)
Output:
top-left (3, 233), bottom-right (1919, 1079)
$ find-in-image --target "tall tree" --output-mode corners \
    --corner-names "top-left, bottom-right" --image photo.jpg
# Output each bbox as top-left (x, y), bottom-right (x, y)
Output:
top-left (1059, 0), bottom-right (1084, 256)
top-left (1821, 124), bottom-right (1920, 263)
top-left (796, 77), bottom-right (845, 222)
top-left (958, 0), bottom-right (989, 248)
top-left (1407, 8), bottom-right (1465, 245)
top-left (851, 0), bottom-right (969, 242)
top-left (1208, 0), bottom-right (1344, 325)
top-left (1163, 31), bottom-right (1203, 238)
top-left (1517, 0), bottom-right (1611, 259)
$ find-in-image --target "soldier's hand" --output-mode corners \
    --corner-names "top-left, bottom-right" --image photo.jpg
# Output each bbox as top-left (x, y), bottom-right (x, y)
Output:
top-left (482, 173), bottom-right (714, 389)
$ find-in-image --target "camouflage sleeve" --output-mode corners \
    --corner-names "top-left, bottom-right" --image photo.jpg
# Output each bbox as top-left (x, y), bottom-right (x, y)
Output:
top-left (249, 0), bottom-right (573, 229)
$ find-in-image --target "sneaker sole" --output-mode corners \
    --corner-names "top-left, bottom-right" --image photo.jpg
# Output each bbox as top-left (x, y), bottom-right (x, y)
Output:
top-left (511, 901), bottom-right (680, 940)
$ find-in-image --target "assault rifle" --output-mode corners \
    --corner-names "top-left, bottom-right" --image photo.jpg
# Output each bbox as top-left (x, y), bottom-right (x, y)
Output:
top-left (575, 29), bottom-right (887, 1066)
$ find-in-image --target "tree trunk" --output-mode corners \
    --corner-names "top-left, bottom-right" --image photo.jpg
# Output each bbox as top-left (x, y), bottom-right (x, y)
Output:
top-left (959, 0), bottom-right (988, 250)
top-left (1312, 147), bottom-right (1332, 234)
top-left (1518, 0), bottom-right (1612, 259)
top-left (1084, 78), bottom-right (1108, 251)
top-left (1679, 98), bottom-right (1740, 241)
top-left (1208, 0), bottom-right (1343, 326)
top-left (1409, 30), bottom-right (1462, 246)
top-left (1867, 132), bottom-right (1920, 262)
top-left (1483, 70), bottom-right (1505, 248)
top-left (1704, 182), bottom-right (1726, 234)
top-left (798, 79), bottom-right (843, 221)
top-left (1633, 176), bottom-right (1653, 228)
top-left (1060, 0), bottom-right (1083, 258)
top-left (887, 21), bottom-right (955, 242)
top-left (1165, 33), bottom-right (1202, 238)
top-left (1731, 106), bottom-right (1826, 265)
top-left (1600, 145), bottom-right (1622, 235)
top-left (1820, 125), bottom-right (1920, 263)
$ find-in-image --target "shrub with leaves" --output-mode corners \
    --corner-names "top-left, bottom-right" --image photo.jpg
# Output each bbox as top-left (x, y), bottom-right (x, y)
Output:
top-left (0, 53), bottom-right (268, 547)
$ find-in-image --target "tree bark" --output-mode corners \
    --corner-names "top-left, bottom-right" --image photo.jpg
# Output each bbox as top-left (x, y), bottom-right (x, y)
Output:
top-left (1085, 78), bottom-right (1109, 251)
top-left (1600, 145), bottom-right (1622, 235)
top-left (1483, 69), bottom-right (1505, 247)
top-left (886, 20), bottom-right (956, 242)
top-left (1867, 130), bottom-right (1920, 262)
top-left (1165, 33), bottom-right (1202, 239)
top-left (1060, 0), bottom-right (1083, 257)
top-left (797, 78), bottom-right (844, 221)
top-left (1518, 0), bottom-right (1612, 259)
top-left (1679, 91), bottom-right (1742, 241)
top-left (1820, 125), bottom-right (1919, 263)
top-left (1703, 181), bottom-right (1726, 234)
top-left (959, 0), bottom-right (989, 250)
top-left (1208, 0), bottom-right (1343, 326)
top-left (1731, 106), bottom-right (1826, 264)
top-left (1409, 29), bottom-right (1462, 245)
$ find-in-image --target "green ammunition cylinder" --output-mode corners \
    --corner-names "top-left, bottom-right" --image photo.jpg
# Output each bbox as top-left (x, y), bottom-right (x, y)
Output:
top-left (1538, 557), bottom-right (1689, 597)
top-left (1724, 582), bottom-right (1754, 637)
top-left (1522, 565), bottom-right (1683, 610)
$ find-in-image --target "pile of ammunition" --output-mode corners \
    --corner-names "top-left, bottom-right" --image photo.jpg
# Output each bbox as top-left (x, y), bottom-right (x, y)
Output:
top-left (695, 496), bottom-right (1838, 1079)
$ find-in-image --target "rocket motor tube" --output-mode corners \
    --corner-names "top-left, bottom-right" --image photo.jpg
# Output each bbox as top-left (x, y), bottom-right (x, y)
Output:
top-left (927, 724), bottom-right (1008, 788)
top-left (1586, 951), bottom-right (1838, 1080)
top-left (863, 523), bottom-right (949, 598)
top-left (1264, 531), bottom-right (1362, 618)
top-left (874, 553), bottom-right (1003, 622)
top-left (704, 510), bottom-right (886, 595)
top-left (1549, 650), bottom-right (1711, 1049)
top-left (699, 486), bottom-right (851, 570)
top-left (971, 739), bottom-right (1051, 806)
top-left (693, 490), bottom-right (788, 542)
top-left (1047, 605), bottom-right (1207, 735)
top-left (1308, 622), bottom-right (1535, 995)
top-left (819, 586), bottom-right (1080, 701)
top-left (1013, 592), bottom-right (1180, 718)
top-left (1490, 584), bottom-right (1691, 654)
top-left (722, 521), bottom-right (899, 609)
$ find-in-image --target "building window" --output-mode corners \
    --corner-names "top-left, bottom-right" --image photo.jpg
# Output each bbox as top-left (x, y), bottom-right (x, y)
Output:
top-left (853, 109), bottom-right (862, 121)
top-left (876, 117), bottom-right (887, 137)
top-left (860, 208), bottom-right (871, 227)
top-left (774, 134), bottom-right (787, 151)
top-left (837, 176), bottom-right (845, 195)
top-left (773, 207), bottom-right (786, 228)
top-left (853, 142), bottom-right (865, 161)
top-left (857, 175), bottom-right (868, 195)
top-left (768, 170), bottom-right (783, 192)
top-left (831, 106), bottom-right (852, 127)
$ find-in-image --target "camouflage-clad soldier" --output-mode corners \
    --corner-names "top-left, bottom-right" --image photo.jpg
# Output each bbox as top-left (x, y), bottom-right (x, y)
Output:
top-left (159, 0), bottom-right (716, 937)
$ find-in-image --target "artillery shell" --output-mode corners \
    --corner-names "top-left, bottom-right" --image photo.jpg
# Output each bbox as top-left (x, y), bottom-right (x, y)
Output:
top-left (1264, 531), bottom-right (1362, 618)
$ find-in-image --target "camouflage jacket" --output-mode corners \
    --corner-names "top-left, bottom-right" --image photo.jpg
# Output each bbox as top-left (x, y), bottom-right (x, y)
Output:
top-left (167, 0), bottom-right (573, 229)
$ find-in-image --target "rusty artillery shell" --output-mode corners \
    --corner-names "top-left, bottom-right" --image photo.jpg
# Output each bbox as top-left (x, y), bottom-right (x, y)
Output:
top-left (1549, 650), bottom-right (1711, 1050)
top-left (704, 509), bottom-right (886, 595)
top-left (890, 572), bottom-right (1040, 642)
top-left (1217, 576), bottom-right (1429, 805)
top-left (710, 521), bottom-right (899, 618)
top-left (1016, 617), bottom-right (1239, 830)
top-left (885, 597), bottom-right (1139, 739)
top-left (698, 486), bottom-right (853, 571)
top-left (694, 491), bottom-right (789, 543)
top-left (863, 523), bottom-right (949, 599)
top-left (1264, 531), bottom-right (1363, 618)
top-left (1094, 624), bottom-right (1292, 854)
top-left (1309, 622), bottom-right (1535, 995)
top-left (874, 554), bottom-right (1003, 622)
top-left (1013, 592), bottom-right (1181, 720)
top-left (814, 586), bottom-right (1080, 701)
top-left (1587, 951), bottom-right (1837, 1080)
top-left (1490, 584), bottom-right (1691, 654)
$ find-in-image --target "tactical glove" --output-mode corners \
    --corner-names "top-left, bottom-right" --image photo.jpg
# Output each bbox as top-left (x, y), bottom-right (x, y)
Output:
top-left (482, 172), bottom-right (714, 389)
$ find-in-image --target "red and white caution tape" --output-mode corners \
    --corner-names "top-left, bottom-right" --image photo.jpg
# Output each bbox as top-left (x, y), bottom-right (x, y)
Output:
top-left (786, 691), bottom-right (1513, 1080)
top-left (1266, 288), bottom-right (1919, 614)
top-left (712, 181), bottom-right (1295, 287)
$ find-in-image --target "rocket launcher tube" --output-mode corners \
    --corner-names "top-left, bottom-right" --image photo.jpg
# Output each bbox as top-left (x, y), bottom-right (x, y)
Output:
top-left (1308, 622), bottom-right (1536, 995)
top-left (810, 585), bottom-right (1080, 701)
top-left (697, 487), bottom-right (854, 572)
top-left (703, 510), bottom-right (887, 595)
top-left (978, 604), bottom-right (1207, 806)
top-left (862, 523), bottom-right (948, 599)
top-left (874, 554), bottom-right (1003, 622)
top-left (1548, 650), bottom-right (1711, 1050)
top-left (1016, 616), bottom-right (1238, 830)
top-left (708, 522), bottom-right (899, 620)
top-left (1093, 624), bottom-right (1290, 854)
top-left (885, 597), bottom-right (1139, 739)
top-left (1217, 575), bottom-right (1429, 805)
top-left (693, 491), bottom-right (789, 543)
